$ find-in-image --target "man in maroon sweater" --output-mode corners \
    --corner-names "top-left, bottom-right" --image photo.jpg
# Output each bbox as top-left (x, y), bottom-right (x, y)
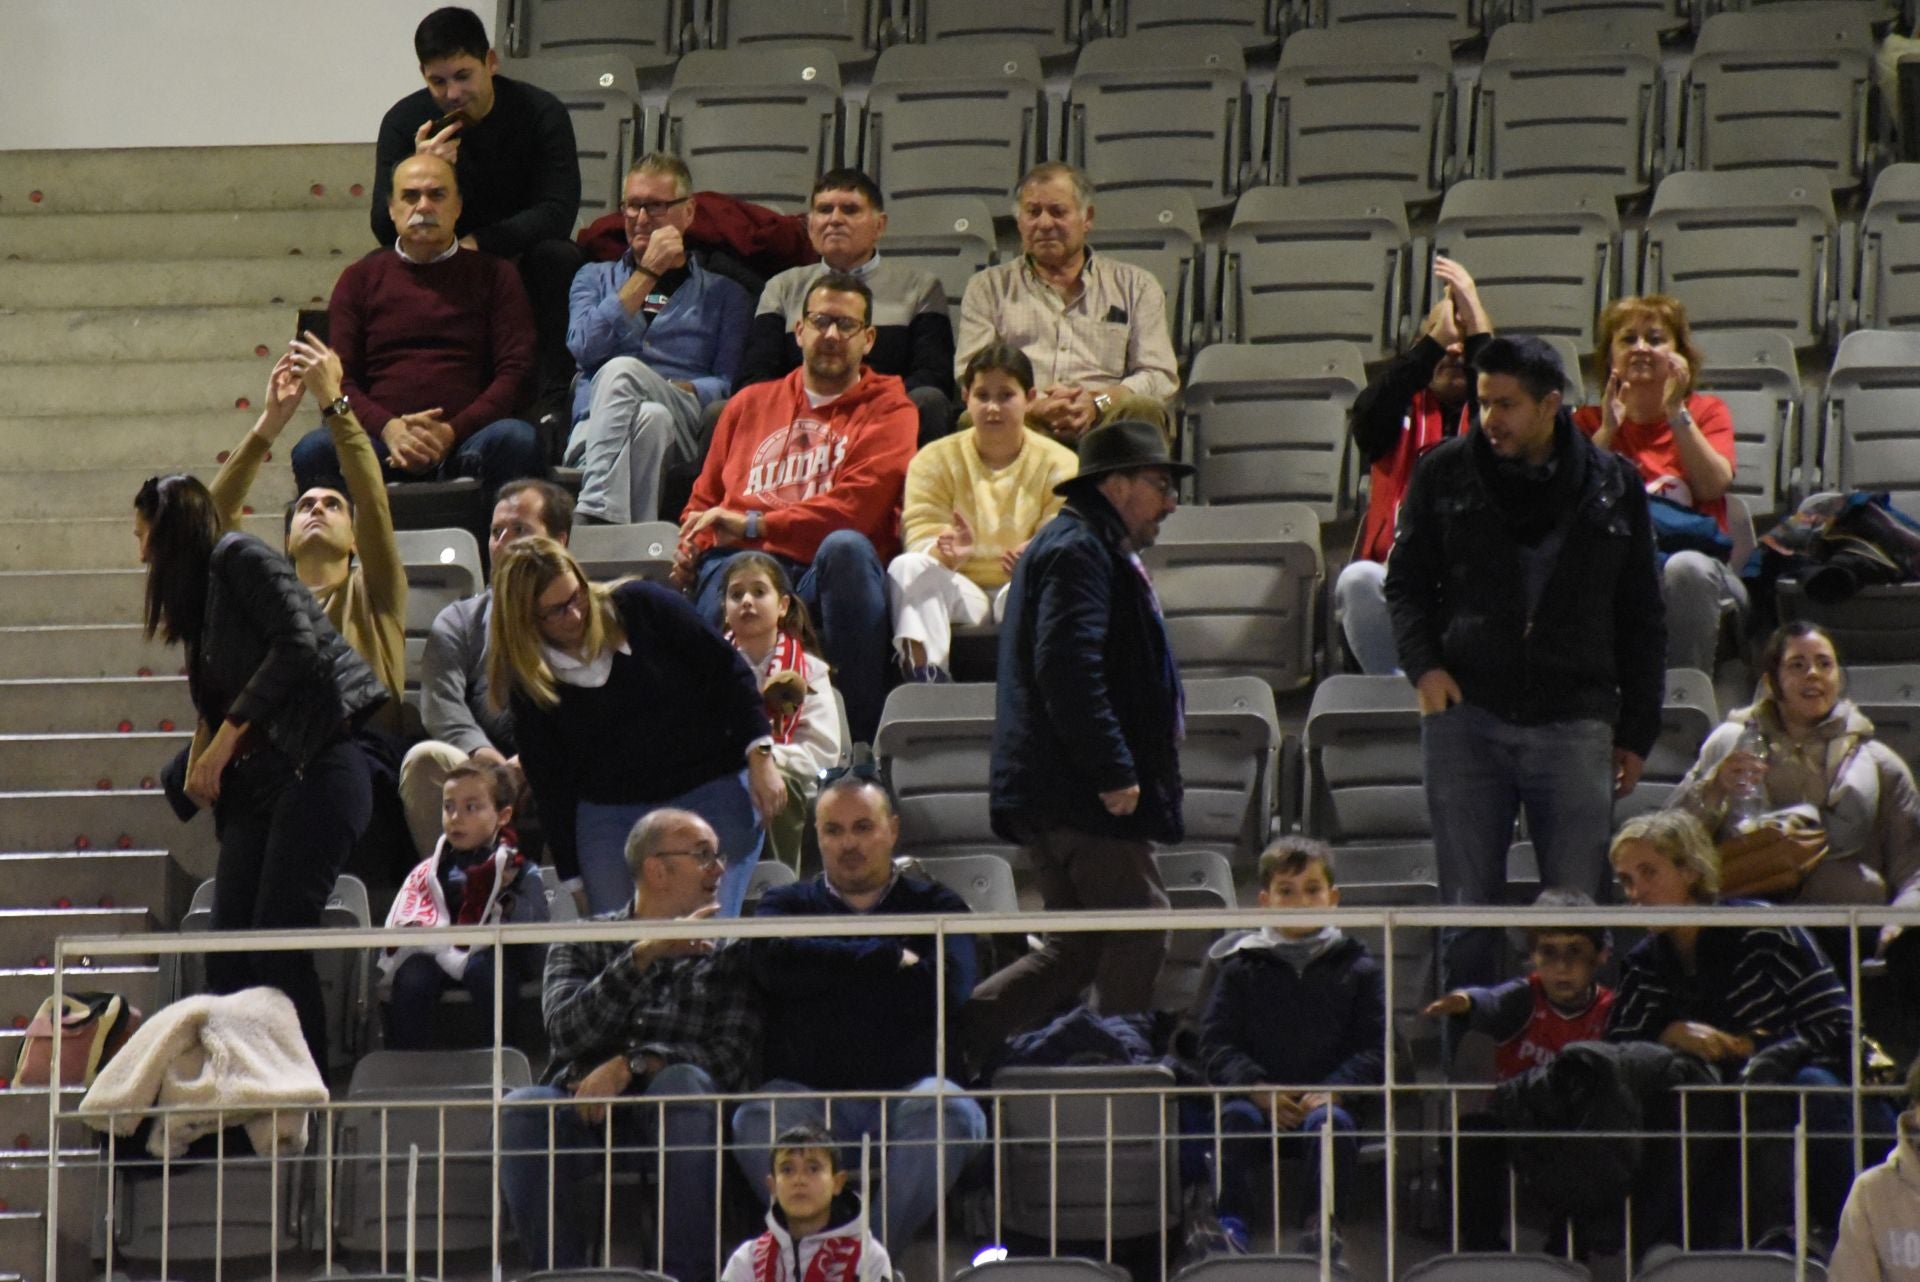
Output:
top-left (291, 153), bottom-right (542, 500)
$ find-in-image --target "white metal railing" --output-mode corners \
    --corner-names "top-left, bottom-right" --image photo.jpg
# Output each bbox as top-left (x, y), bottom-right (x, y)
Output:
top-left (45, 903), bottom-right (1920, 1281)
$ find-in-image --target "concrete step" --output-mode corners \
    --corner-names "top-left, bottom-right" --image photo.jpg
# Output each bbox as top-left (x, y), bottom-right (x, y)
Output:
top-left (0, 968), bottom-right (163, 1039)
top-left (0, 467), bottom-right (293, 521)
top-left (0, 573), bottom-right (144, 627)
top-left (0, 851), bottom-right (172, 918)
top-left (10, 358), bottom-right (267, 417)
top-left (0, 306), bottom-right (302, 365)
top-left (0, 410), bottom-right (259, 471)
top-left (0, 793), bottom-right (213, 868)
top-left (0, 515), bottom-right (283, 573)
top-left (0, 257), bottom-right (342, 309)
top-left (0, 1209), bottom-right (44, 1277)
top-left (0, 909), bottom-right (151, 970)
top-left (0, 680), bottom-right (191, 736)
top-left (0, 207), bottom-right (369, 262)
top-left (0, 734), bottom-right (190, 792)
top-left (0, 627), bottom-right (180, 681)
top-left (0, 144), bottom-right (371, 214)
top-left (0, 1090), bottom-right (89, 1155)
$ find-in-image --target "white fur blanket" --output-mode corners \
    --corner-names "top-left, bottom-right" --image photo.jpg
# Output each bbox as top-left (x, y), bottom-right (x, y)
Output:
top-left (80, 987), bottom-right (329, 1159)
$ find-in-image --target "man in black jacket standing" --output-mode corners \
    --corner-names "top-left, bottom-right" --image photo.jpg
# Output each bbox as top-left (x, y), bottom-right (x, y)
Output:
top-left (967, 420), bottom-right (1190, 1051)
top-left (1385, 336), bottom-right (1665, 993)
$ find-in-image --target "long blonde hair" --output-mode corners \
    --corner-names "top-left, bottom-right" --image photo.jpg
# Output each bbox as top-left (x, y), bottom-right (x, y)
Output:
top-left (487, 537), bottom-right (626, 711)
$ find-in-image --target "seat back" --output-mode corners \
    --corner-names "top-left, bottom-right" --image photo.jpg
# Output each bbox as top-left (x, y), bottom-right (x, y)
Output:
top-left (1172, 1257), bottom-right (1351, 1282)
top-left (664, 46), bottom-right (843, 207)
top-left (1068, 34), bottom-right (1251, 210)
top-left (912, 0), bottom-right (1087, 59)
top-left (990, 1065), bottom-right (1180, 1240)
top-left (1400, 1253), bottom-right (1593, 1281)
top-left (880, 199), bottom-right (1001, 331)
top-left (898, 851), bottom-right (1018, 914)
top-left (1685, 10), bottom-right (1872, 190)
top-left (395, 528), bottom-right (486, 675)
top-left (1223, 183), bottom-right (1410, 359)
top-left (1108, 0), bottom-right (1280, 47)
top-left (874, 682), bottom-right (1002, 855)
top-left (504, 55), bottom-right (647, 228)
top-left (500, 0), bottom-right (683, 67)
top-left (1180, 677), bottom-right (1283, 857)
top-left (1086, 190), bottom-right (1206, 356)
top-left (953, 1261), bottom-right (1132, 1282)
top-left (709, 0), bottom-right (879, 59)
top-left (567, 521), bottom-right (680, 584)
top-left (1270, 24), bottom-right (1455, 204)
top-left (1614, 667), bottom-right (1718, 826)
top-left (1692, 329), bottom-right (1799, 514)
top-left (1825, 329), bottom-right (1920, 504)
top-left (1844, 664), bottom-right (1920, 766)
top-left (741, 858), bottom-right (798, 913)
top-left (1153, 848), bottom-right (1235, 1013)
top-left (1635, 1251), bottom-right (1826, 1282)
top-left (1309, 0), bottom-right (1477, 43)
top-left (1433, 177), bottom-right (1619, 351)
top-left (1861, 164), bottom-right (1920, 331)
top-left (863, 42), bottom-right (1047, 208)
top-left (1510, 0), bottom-right (1686, 26)
top-left (1303, 675), bottom-right (1426, 843)
top-left (1183, 341), bottom-right (1368, 517)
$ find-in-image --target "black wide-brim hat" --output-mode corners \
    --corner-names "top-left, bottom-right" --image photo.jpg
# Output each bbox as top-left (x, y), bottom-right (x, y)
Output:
top-left (1054, 419), bottom-right (1196, 495)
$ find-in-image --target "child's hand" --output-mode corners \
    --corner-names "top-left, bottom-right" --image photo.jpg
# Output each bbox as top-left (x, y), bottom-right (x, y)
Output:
top-left (1269, 1092), bottom-right (1307, 1129)
top-left (1421, 991), bottom-right (1472, 1019)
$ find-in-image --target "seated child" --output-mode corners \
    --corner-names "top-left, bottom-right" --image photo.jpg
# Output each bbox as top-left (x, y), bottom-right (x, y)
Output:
top-left (721, 1123), bottom-right (893, 1282)
top-left (1196, 838), bottom-right (1385, 1259)
top-left (1832, 1058), bottom-right (1920, 1280)
top-left (722, 552), bottom-right (846, 871)
top-left (886, 340), bottom-right (1078, 681)
top-left (379, 761), bottom-right (548, 1048)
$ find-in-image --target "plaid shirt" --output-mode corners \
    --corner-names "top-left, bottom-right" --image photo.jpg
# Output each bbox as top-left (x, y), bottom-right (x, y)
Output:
top-left (541, 907), bottom-right (761, 1092)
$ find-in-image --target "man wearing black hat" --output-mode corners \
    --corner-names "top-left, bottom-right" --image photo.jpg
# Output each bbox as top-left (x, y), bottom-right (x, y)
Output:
top-left (967, 420), bottom-right (1190, 1049)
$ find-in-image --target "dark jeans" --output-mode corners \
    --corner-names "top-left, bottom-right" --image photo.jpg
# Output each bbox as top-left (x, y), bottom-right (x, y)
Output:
top-left (291, 416), bottom-right (544, 503)
top-left (1204, 1097), bottom-right (1357, 1230)
top-left (692, 530), bottom-right (891, 743)
top-left (909, 384), bottom-right (956, 448)
top-left (517, 238), bottom-right (587, 413)
top-left (207, 737), bottom-right (373, 1071)
top-left (384, 949), bottom-right (523, 1051)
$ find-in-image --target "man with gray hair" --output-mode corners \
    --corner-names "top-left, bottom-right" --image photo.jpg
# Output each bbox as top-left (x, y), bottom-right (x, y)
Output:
top-left (564, 153), bottom-right (753, 523)
top-left (500, 808), bottom-right (758, 1277)
top-left (955, 161), bottom-right (1178, 445)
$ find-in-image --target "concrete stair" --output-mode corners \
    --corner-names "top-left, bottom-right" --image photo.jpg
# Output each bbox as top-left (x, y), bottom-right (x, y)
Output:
top-left (0, 306), bottom-right (309, 365)
top-left (0, 734), bottom-right (191, 792)
top-left (0, 627), bottom-right (181, 680)
top-left (0, 793), bottom-right (214, 870)
top-left (0, 909), bottom-right (151, 969)
top-left (0, 968), bottom-right (164, 1031)
top-left (0, 679), bottom-right (193, 735)
top-left (0, 514), bottom-right (283, 573)
top-left (10, 359), bottom-right (273, 418)
top-left (0, 257), bottom-right (343, 308)
top-left (0, 851), bottom-right (173, 918)
top-left (0, 411), bottom-right (261, 472)
top-left (0, 144), bottom-right (369, 213)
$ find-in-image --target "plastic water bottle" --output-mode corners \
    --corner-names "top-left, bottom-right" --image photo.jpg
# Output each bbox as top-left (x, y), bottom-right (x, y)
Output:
top-left (1725, 720), bottom-right (1769, 832)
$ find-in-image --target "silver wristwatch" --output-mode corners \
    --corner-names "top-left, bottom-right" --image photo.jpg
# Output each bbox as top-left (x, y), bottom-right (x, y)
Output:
top-left (320, 395), bottom-right (351, 419)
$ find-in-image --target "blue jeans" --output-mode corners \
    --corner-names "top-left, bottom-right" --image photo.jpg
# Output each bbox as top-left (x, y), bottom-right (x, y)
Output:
top-left (731, 1077), bottom-right (987, 1248)
top-left (1205, 1098), bottom-right (1357, 1230)
top-left (291, 415), bottom-right (543, 500)
top-left (499, 1063), bottom-right (720, 1278)
top-left (1421, 703), bottom-right (1614, 992)
top-left (693, 530), bottom-right (890, 744)
top-left (574, 772), bottom-right (763, 917)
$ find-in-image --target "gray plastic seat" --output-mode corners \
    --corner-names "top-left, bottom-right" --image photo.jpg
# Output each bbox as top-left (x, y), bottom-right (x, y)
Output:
top-left (396, 528), bottom-right (484, 685)
top-left (1180, 676), bottom-right (1285, 858)
top-left (1067, 33), bottom-right (1252, 211)
top-left (1636, 1252), bottom-right (1826, 1282)
top-left (662, 46), bottom-right (843, 207)
top-left (1859, 164), bottom-right (1920, 331)
top-left (989, 1065), bottom-right (1180, 1241)
top-left (741, 858), bottom-right (798, 914)
top-left (873, 682), bottom-right (1002, 856)
top-left (497, 0), bottom-right (685, 68)
top-left (1172, 1256), bottom-right (1352, 1282)
top-left (1106, 0), bottom-right (1281, 47)
top-left (954, 1261), bottom-right (1131, 1282)
top-left (504, 54), bottom-right (647, 227)
top-left (896, 850), bottom-right (1017, 914)
top-left (1303, 675), bottom-right (1426, 844)
top-left (1845, 664), bottom-right (1920, 766)
top-left (1693, 329), bottom-right (1800, 513)
top-left (1269, 23), bottom-right (1456, 204)
top-left (1614, 667), bottom-right (1718, 827)
top-left (1641, 168), bottom-right (1839, 350)
top-left (911, 0), bottom-right (1089, 60)
top-left (707, 0), bottom-right (879, 60)
top-left (566, 521), bottom-right (679, 584)
top-left (1507, 0), bottom-right (1686, 25)
top-left (1683, 10), bottom-right (1873, 190)
top-left (1182, 341), bottom-right (1368, 518)
top-left (1433, 178), bottom-right (1620, 351)
top-left (874, 198), bottom-right (998, 332)
top-left (1154, 847), bottom-right (1235, 1012)
top-left (1307, 0), bottom-right (1477, 43)
top-left (1473, 15), bottom-right (1664, 198)
top-left (1222, 184), bottom-right (1410, 360)
top-left (1824, 329), bottom-right (1920, 506)
top-left (1139, 501), bottom-right (1323, 690)
top-left (1085, 190), bottom-right (1207, 356)
top-left (861, 42), bottom-right (1047, 208)
top-left (1400, 1254), bottom-right (1591, 1281)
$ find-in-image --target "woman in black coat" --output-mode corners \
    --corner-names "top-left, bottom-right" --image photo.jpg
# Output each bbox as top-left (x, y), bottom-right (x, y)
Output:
top-left (135, 473), bottom-right (388, 1070)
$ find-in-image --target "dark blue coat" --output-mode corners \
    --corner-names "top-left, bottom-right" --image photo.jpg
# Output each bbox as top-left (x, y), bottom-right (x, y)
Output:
top-left (989, 489), bottom-right (1185, 844)
top-left (751, 873), bottom-right (975, 1090)
top-left (1197, 934), bottom-right (1386, 1090)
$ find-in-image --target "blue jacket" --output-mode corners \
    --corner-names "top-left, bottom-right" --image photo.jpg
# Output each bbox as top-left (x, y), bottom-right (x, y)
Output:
top-left (1197, 931), bottom-right (1386, 1090)
top-left (751, 873), bottom-right (975, 1091)
top-left (990, 489), bottom-right (1185, 843)
top-left (567, 252), bottom-right (752, 417)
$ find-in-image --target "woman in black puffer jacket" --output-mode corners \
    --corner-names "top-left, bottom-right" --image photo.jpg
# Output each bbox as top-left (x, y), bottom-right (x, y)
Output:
top-left (135, 473), bottom-right (388, 1071)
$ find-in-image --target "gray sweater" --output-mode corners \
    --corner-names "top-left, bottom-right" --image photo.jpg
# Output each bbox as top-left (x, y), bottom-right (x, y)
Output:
top-left (420, 590), bottom-right (515, 756)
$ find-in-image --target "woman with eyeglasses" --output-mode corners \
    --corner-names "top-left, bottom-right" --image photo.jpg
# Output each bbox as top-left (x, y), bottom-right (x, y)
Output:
top-left (488, 536), bottom-right (781, 916)
top-left (133, 473), bottom-right (388, 1073)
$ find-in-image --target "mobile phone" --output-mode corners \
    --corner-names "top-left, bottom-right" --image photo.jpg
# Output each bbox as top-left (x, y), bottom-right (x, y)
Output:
top-left (434, 110), bottom-right (464, 133)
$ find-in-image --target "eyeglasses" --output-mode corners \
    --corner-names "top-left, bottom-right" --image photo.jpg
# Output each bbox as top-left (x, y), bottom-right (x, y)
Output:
top-left (803, 312), bottom-right (868, 338)
top-left (535, 586), bottom-right (586, 623)
top-left (653, 845), bottom-right (726, 870)
top-left (623, 196), bottom-right (691, 219)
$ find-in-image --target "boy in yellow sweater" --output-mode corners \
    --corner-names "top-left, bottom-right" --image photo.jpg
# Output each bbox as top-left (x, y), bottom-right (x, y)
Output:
top-left (887, 341), bottom-right (1078, 680)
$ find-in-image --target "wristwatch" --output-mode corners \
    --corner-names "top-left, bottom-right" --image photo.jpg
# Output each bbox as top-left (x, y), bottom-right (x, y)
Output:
top-left (1093, 393), bottom-right (1113, 416)
top-left (626, 1048), bottom-right (653, 1083)
top-left (744, 510), bottom-right (763, 541)
top-left (319, 395), bottom-right (351, 420)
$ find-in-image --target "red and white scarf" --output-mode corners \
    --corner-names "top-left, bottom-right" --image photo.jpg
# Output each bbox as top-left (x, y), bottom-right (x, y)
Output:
top-left (730, 628), bottom-right (812, 744)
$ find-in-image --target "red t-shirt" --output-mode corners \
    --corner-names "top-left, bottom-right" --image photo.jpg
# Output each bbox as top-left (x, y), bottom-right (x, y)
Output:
top-left (1572, 392), bottom-right (1735, 531)
top-left (1494, 974), bottom-right (1616, 1082)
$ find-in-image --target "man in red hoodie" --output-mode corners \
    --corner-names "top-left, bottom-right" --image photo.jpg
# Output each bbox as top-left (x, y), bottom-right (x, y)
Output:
top-left (677, 272), bottom-right (917, 743)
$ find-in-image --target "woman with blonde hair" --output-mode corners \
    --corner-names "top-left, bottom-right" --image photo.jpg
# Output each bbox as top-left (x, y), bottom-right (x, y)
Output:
top-left (489, 536), bottom-right (782, 915)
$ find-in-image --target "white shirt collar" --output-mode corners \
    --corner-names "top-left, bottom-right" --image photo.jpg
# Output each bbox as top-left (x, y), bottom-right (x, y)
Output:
top-left (543, 638), bottom-right (632, 688)
top-left (394, 238), bottom-right (462, 265)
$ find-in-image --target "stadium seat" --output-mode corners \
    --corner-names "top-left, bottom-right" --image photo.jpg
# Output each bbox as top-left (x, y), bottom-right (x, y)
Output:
top-left (1330, 841), bottom-right (1439, 899)
top-left (874, 682), bottom-right (1002, 857)
top-left (1846, 664), bottom-right (1920, 766)
top-left (706, 0), bottom-right (880, 61)
top-left (1400, 1254), bottom-right (1591, 1280)
top-left (1682, 9), bottom-right (1874, 190)
top-left (1303, 675), bottom-right (1427, 845)
top-left (742, 857), bottom-right (798, 913)
top-left (1641, 168), bottom-right (1840, 350)
top-left (1692, 329), bottom-right (1800, 514)
top-left (662, 46), bottom-right (844, 208)
top-left (1181, 676), bottom-right (1285, 857)
top-left (989, 1064), bottom-right (1181, 1241)
top-left (109, 1139), bottom-right (304, 1264)
top-left (1859, 163), bottom-right (1920, 331)
top-left (567, 521), bottom-right (679, 584)
top-left (525, 1270), bottom-right (677, 1282)
top-left (1084, 190), bottom-right (1207, 357)
top-left (909, 0), bottom-right (1090, 59)
top-left (870, 198), bottom-right (999, 331)
top-left (1613, 667), bottom-right (1717, 826)
top-left (1268, 23), bottom-right (1456, 204)
top-left (1106, 0), bottom-right (1282, 48)
top-left (396, 527), bottom-right (484, 686)
top-left (861, 42), bottom-right (1047, 209)
top-left (539, 864), bottom-right (583, 922)
top-left (497, 0), bottom-right (686, 68)
top-left (1221, 183), bottom-right (1411, 359)
top-left (1505, 0), bottom-right (1686, 27)
top-left (954, 1260), bottom-right (1131, 1282)
top-left (503, 55), bottom-right (648, 228)
top-left (1432, 178), bottom-right (1620, 352)
top-left (1066, 33), bottom-right (1253, 211)
top-left (1822, 329), bottom-right (1920, 508)
top-left (1182, 340), bottom-right (1368, 517)
top-left (1139, 501), bottom-right (1323, 690)
top-left (1172, 1257), bottom-right (1353, 1282)
top-left (1472, 15), bottom-right (1664, 198)
top-left (1306, 0), bottom-right (1477, 43)
top-left (898, 849), bottom-right (1018, 914)
top-left (1154, 848), bottom-right (1235, 1012)
top-left (1635, 1252), bottom-right (1827, 1280)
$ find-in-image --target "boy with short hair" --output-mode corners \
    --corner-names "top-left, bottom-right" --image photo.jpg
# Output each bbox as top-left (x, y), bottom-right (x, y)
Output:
top-left (379, 760), bottom-right (547, 1047)
top-left (721, 1123), bottom-right (893, 1282)
top-left (1832, 1059), bottom-right (1920, 1280)
top-left (1197, 838), bottom-right (1386, 1257)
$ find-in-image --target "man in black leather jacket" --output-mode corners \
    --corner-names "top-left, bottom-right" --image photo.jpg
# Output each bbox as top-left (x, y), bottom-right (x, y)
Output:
top-left (1385, 336), bottom-right (1665, 994)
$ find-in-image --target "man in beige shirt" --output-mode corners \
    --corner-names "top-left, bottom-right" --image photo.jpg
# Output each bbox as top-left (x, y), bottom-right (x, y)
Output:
top-left (955, 162), bottom-right (1179, 444)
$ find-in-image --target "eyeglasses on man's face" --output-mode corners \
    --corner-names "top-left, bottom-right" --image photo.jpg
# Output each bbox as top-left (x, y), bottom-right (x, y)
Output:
top-left (653, 844), bottom-right (726, 871)
top-left (803, 312), bottom-right (868, 338)
top-left (624, 196), bottom-right (691, 219)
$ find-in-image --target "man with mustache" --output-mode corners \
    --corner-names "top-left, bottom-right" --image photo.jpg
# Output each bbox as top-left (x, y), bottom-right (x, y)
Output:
top-left (289, 152), bottom-right (543, 502)
top-left (1335, 256), bottom-right (1490, 674)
